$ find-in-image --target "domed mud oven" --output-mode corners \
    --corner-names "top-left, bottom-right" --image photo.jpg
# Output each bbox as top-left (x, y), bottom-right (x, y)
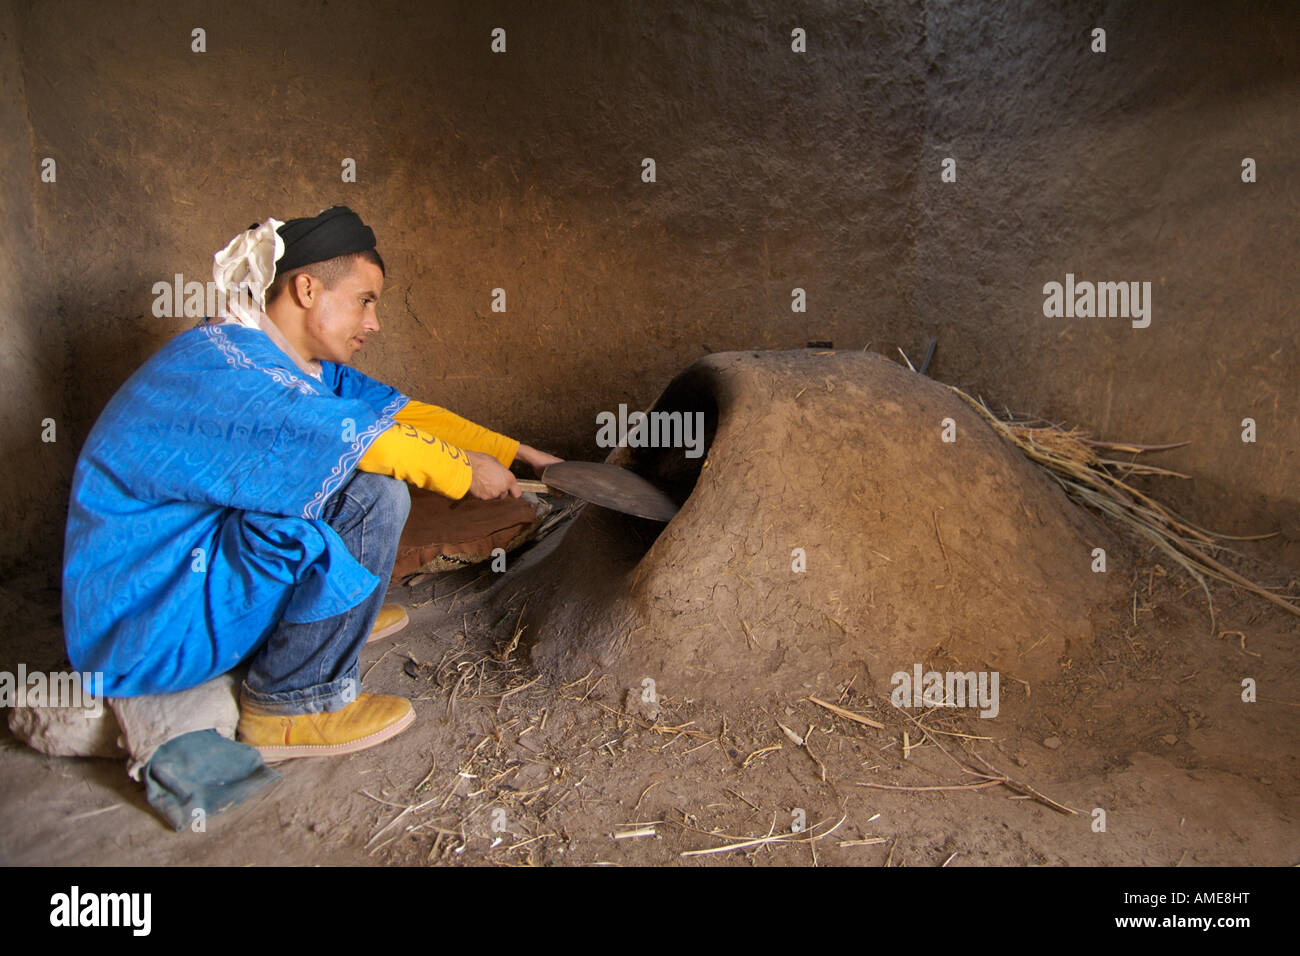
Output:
top-left (510, 349), bottom-right (1126, 705)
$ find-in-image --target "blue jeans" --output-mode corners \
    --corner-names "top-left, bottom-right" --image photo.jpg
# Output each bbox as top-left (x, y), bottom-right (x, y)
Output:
top-left (240, 472), bottom-right (410, 715)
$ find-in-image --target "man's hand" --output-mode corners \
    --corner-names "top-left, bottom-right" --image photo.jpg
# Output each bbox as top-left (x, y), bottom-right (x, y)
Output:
top-left (466, 450), bottom-right (521, 500)
top-left (514, 443), bottom-right (565, 479)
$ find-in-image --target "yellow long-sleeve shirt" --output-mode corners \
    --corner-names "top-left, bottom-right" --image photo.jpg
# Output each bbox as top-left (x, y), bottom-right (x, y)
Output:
top-left (356, 400), bottom-right (520, 500)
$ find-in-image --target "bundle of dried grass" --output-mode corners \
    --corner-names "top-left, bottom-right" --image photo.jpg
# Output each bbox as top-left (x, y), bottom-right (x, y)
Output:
top-left (947, 387), bottom-right (1299, 631)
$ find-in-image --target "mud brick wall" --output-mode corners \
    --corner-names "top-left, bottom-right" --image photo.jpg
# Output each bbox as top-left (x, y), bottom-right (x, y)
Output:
top-left (2, 0), bottom-right (1296, 580)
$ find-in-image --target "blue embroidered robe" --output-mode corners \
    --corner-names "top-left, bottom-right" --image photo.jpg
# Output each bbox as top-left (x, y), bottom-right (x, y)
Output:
top-left (62, 322), bottom-right (408, 696)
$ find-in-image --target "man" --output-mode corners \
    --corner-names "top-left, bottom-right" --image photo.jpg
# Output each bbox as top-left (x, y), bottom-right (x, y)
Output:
top-left (62, 206), bottom-right (560, 824)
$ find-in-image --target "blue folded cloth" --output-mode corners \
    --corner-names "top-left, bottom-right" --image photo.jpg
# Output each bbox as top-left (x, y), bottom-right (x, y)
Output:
top-left (142, 729), bottom-right (280, 831)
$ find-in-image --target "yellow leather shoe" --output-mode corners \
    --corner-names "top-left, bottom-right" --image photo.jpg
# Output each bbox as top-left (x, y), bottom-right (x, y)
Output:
top-left (366, 604), bottom-right (410, 645)
top-left (237, 692), bottom-right (416, 762)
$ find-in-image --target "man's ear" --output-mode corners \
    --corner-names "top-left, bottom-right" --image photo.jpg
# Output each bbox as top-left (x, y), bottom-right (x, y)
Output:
top-left (291, 272), bottom-right (318, 308)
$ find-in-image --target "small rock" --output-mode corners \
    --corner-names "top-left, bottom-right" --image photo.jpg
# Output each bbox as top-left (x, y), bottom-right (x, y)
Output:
top-left (8, 704), bottom-right (126, 759)
top-left (623, 687), bottom-right (661, 722)
top-left (1013, 754), bottom-right (1029, 767)
top-left (1162, 734), bottom-right (1178, 746)
top-left (1043, 736), bottom-right (1061, 750)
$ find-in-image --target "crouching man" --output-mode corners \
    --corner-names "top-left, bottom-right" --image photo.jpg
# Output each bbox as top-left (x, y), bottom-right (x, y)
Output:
top-left (61, 205), bottom-right (561, 826)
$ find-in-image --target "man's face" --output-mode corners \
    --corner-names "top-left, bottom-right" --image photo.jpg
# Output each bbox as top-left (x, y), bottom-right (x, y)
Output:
top-left (300, 259), bottom-right (384, 363)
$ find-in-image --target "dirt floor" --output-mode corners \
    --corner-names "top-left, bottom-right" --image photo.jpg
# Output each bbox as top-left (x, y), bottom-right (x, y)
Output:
top-left (2, 510), bottom-right (1296, 867)
top-left (1, 0), bottom-right (1295, 871)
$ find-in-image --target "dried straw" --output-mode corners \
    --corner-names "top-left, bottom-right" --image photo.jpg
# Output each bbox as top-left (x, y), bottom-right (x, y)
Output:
top-left (946, 387), bottom-right (1299, 631)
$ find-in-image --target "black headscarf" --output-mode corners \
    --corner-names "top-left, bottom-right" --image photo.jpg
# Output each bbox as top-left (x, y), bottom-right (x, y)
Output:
top-left (271, 205), bottom-right (377, 274)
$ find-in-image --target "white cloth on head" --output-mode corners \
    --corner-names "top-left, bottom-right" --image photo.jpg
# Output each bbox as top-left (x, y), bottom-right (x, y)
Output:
top-left (212, 217), bottom-right (323, 380)
top-left (212, 217), bottom-right (283, 327)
